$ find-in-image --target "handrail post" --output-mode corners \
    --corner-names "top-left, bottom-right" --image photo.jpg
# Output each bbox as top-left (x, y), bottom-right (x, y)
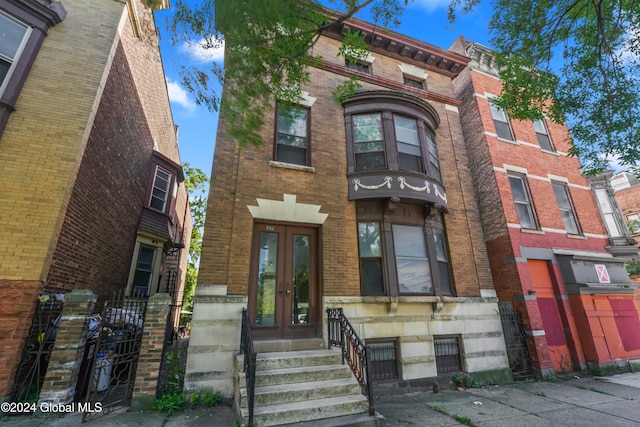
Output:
top-left (240, 308), bottom-right (256, 427)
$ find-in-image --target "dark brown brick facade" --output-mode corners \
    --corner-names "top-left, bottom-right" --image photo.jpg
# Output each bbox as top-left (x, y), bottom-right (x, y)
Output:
top-left (45, 43), bottom-right (152, 304)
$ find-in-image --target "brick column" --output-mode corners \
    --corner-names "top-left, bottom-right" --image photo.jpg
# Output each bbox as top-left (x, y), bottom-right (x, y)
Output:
top-left (39, 290), bottom-right (97, 405)
top-left (131, 293), bottom-right (171, 410)
top-left (0, 280), bottom-right (42, 400)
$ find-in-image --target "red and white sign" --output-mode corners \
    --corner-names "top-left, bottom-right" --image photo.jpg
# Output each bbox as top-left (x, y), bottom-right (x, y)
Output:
top-left (595, 264), bottom-right (610, 283)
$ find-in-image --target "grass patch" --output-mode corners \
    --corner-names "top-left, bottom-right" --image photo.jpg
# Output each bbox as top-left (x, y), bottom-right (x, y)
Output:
top-left (432, 403), bottom-right (477, 427)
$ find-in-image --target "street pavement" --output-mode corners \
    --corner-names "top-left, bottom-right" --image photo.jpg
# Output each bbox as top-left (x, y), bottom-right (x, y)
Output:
top-left (2, 372), bottom-right (639, 426)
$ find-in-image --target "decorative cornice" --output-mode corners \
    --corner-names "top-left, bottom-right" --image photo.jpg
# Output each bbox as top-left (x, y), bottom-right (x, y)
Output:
top-left (323, 15), bottom-right (469, 78)
top-left (320, 60), bottom-right (461, 107)
top-left (464, 41), bottom-right (501, 78)
top-left (7, 0), bottom-right (66, 28)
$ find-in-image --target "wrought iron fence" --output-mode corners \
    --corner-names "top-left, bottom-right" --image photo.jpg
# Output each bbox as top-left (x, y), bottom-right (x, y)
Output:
top-left (240, 308), bottom-right (256, 427)
top-left (81, 291), bottom-right (147, 422)
top-left (326, 307), bottom-right (374, 416)
top-left (498, 302), bottom-right (533, 379)
top-left (9, 292), bottom-right (65, 411)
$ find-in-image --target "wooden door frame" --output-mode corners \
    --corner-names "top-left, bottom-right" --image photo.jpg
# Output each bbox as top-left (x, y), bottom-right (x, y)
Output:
top-left (247, 221), bottom-right (321, 340)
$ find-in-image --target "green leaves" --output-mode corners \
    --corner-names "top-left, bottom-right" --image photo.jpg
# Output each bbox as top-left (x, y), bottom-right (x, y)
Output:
top-left (169, 0), bottom-right (405, 148)
top-left (488, 0), bottom-right (640, 173)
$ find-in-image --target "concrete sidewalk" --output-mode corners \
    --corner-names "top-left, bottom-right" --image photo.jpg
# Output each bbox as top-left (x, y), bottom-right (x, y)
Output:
top-left (2, 372), bottom-right (638, 426)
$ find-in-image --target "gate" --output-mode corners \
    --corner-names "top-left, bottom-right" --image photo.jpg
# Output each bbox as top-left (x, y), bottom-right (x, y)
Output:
top-left (9, 292), bottom-right (65, 409)
top-left (498, 302), bottom-right (533, 379)
top-left (81, 292), bottom-right (147, 422)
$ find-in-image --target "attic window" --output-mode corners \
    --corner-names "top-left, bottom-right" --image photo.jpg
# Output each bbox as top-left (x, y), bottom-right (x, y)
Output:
top-left (346, 60), bottom-right (371, 74)
top-left (403, 76), bottom-right (424, 90)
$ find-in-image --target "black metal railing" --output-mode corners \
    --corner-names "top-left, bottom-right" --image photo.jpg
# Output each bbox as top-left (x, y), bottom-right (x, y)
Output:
top-left (81, 291), bottom-right (147, 422)
top-left (326, 307), bottom-right (374, 416)
top-left (240, 308), bottom-right (256, 427)
top-left (9, 292), bottom-right (65, 410)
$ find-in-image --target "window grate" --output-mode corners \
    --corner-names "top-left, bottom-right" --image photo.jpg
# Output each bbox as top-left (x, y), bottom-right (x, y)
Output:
top-left (368, 339), bottom-right (399, 381)
top-left (434, 336), bottom-right (462, 374)
top-left (403, 76), bottom-right (424, 90)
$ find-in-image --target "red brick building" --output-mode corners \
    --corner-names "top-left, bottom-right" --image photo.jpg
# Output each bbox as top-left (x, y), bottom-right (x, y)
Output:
top-left (451, 38), bottom-right (640, 375)
top-left (0, 0), bottom-right (190, 399)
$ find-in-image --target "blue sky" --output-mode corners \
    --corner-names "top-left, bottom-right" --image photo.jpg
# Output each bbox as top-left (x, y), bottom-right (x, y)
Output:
top-left (154, 0), bottom-right (494, 179)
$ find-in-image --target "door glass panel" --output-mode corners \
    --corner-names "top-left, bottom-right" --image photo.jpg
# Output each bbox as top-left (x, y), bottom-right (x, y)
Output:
top-left (292, 234), bottom-right (310, 324)
top-left (256, 232), bottom-right (278, 326)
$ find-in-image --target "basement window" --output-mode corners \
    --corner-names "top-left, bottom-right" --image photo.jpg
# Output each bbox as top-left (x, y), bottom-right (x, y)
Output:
top-left (434, 336), bottom-right (462, 374)
top-left (367, 339), bottom-right (399, 381)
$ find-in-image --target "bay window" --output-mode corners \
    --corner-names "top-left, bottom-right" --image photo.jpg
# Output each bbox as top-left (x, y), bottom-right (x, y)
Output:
top-left (353, 113), bottom-right (385, 170)
top-left (344, 91), bottom-right (443, 182)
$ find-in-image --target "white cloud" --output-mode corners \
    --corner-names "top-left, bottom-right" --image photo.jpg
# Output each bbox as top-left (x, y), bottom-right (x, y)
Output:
top-left (166, 77), bottom-right (195, 111)
top-left (411, 0), bottom-right (451, 13)
top-left (181, 37), bottom-right (225, 62)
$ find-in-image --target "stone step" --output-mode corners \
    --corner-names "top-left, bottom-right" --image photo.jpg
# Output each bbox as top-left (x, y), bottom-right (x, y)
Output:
top-left (254, 363), bottom-right (354, 387)
top-left (239, 394), bottom-right (370, 427)
top-left (255, 349), bottom-right (342, 371)
top-left (253, 338), bottom-right (325, 353)
top-left (239, 377), bottom-right (362, 407)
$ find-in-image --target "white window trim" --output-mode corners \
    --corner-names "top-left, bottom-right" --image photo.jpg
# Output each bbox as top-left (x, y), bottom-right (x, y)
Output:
top-left (126, 237), bottom-right (164, 297)
top-left (150, 165), bottom-right (172, 212)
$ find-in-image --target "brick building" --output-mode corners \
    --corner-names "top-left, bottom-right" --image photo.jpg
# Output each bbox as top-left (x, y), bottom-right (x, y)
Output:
top-left (188, 15), bottom-right (510, 419)
top-left (451, 38), bottom-right (640, 375)
top-left (0, 0), bottom-right (191, 399)
top-left (611, 170), bottom-right (640, 245)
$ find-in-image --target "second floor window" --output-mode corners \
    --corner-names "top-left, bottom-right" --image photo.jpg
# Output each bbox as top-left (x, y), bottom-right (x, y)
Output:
top-left (349, 111), bottom-right (442, 180)
top-left (0, 11), bottom-right (31, 95)
top-left (490, 101), bottom-right (514, 141)
top-left (552, 182), bottom-right (580, 235)
top-left (150, 165), bottom-right (172, 212)
top-left (509, 174), bottom-right (538, 229)
top-left (275, 103), bottom-right (309, 166)
top-left (353, 113), bottom-right (385, 170)
top-left (533, 119), bottom-right (555, 152)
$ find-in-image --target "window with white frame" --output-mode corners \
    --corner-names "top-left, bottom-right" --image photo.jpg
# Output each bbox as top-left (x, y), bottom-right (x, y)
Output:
top-left (132, 245), bottom-right (156, 296)
top-left (595, 189), bottom-right (623, 237)
top-left (552, 182), bottom-right (580, 234)
top-left (509, 174), bottom-right (538, 229)
top-left (150, 165), bottom-right (172, 212)
top-left (489, 101), bottom-right (514, 141)
top-left (626, 213), bottom-right (640, 234)
top-left (0, 11), bottom-right (31, 95)
top-left (533, 119), bottom-right (555, 152)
